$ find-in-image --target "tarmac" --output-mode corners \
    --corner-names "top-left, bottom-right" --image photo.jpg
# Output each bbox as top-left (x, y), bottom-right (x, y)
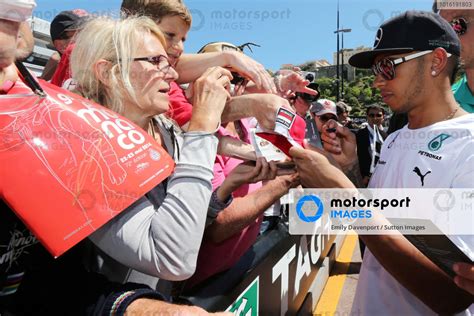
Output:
top-left (313, 234), bottom-right (362, 316)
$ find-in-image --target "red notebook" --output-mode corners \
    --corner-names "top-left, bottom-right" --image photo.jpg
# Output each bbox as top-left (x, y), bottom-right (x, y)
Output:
top-left (0, 79), bottom-right (175, 257)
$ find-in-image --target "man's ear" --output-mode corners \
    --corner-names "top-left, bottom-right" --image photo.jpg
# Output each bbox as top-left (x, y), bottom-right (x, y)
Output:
top-left (430, 48), bottom-right (449, 76)
top-left (94, 59), bottom-right (112, 87)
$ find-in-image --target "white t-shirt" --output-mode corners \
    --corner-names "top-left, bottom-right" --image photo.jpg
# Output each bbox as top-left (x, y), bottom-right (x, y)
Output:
top-left (352, 114), bottom-right (474, 316)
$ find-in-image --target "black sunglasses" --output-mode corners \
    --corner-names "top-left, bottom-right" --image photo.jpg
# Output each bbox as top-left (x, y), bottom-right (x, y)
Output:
top-left (450, 17), bottom-right (472, 36)
top-left (132, 55), bottom-right (172, 73)
top-left (369, 113), bottom-right (383, 118)
top-left (372, 50), bottom-right (435, 81)
top-left (295, 92), bottom-right (319, 103)
top-left (318, 114), bottom-right (337, 123)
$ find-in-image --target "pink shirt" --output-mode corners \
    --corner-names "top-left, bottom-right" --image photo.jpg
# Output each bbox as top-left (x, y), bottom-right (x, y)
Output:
top-left (187, 119), bottom-right (263, 287)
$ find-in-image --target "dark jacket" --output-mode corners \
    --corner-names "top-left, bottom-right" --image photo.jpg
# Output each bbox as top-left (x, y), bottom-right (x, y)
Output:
top-left (356, 126), bottom-right (388, 178)
top-left (0, 201), bottom-right (165, 316)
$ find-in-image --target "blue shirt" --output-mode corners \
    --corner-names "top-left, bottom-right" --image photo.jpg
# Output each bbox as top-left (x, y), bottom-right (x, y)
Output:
top-left (452, 74), bottom-right (474, 113)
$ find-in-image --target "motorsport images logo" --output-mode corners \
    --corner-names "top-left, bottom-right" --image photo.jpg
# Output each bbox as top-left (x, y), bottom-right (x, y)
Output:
top-left (295, 192), bottom-right (410, 223)
top-left (296, 195), bottom-right (324, 223)
top-left (289, 189), bottom-right (473, 236)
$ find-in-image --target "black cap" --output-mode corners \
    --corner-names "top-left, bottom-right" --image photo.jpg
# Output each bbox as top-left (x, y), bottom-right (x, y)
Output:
top-left (349, 11), bottom-right (460, 69)
top-left (50, 9), bottom-right (89, 41)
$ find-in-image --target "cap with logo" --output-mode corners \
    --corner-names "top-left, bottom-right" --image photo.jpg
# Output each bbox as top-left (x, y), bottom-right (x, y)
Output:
top-left (256, 107), bottom-right (306, 157)
top-left (349, 10), bottom-right (461, 69)
top-left (336, 101), bottom-right (352, 115)
top-left (0, 0), bottom-right (36, 22)
top-left (310, 99), bottom-right (337, 117)
top-left (50, 9), bottom-right (89, 42)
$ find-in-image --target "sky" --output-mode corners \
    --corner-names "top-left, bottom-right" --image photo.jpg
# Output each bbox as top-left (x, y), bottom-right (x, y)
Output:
top-left (34, 0), bottom-right (434, 71)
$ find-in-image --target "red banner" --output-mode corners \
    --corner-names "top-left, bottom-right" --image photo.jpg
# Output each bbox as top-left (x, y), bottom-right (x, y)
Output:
top-left (0, 80), bottom-right (174, 257)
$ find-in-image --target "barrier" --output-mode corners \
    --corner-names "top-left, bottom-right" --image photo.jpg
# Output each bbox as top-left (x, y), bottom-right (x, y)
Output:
top-left (183, 222), bottom-right (345, 315)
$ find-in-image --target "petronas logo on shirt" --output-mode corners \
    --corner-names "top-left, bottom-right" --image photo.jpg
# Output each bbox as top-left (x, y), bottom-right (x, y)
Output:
top-left (428, 133), bottom-right (451, 152)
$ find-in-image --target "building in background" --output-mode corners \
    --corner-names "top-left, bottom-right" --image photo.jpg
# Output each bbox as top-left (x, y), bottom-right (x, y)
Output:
top-left (25, 17), bottom-right (54, 76)
top-left (332, 46), bottom-right (370, 65)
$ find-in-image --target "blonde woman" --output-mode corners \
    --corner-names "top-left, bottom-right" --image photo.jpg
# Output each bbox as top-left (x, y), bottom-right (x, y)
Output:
top-left (70, 16), bottom-right (232, 282)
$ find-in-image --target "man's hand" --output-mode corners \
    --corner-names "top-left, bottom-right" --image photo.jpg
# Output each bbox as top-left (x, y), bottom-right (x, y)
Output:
top-left (320, 119), bottom-right (357, 171)
top-left (273, 172), bottom-right (300, 192)
top-left (251, 94), bottom-right (291, 130)
top-left (125, 298), bottom-right (233, 315)
top-left (227, 158), bottom-right (277, 188)
top-left (225, 50), bottom-right (276, 94)
top-left (289, 146), bottom-right (355, 189)
top-left (454, 263), bottom-right (474, 295)
top-left (222, 94), bottom-right (291, 129)
top-left (217, 135), bottom-right (257, 161)
top-left (277, 69), bottom-right (319, 96)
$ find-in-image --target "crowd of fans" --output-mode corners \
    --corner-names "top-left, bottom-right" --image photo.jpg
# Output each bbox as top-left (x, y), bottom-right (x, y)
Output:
top-left (0, 0), bottom-right (473, 315)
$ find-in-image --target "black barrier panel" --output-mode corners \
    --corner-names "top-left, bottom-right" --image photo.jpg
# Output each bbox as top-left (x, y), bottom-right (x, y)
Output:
top-left (183, 222), bottom-right (337, 315)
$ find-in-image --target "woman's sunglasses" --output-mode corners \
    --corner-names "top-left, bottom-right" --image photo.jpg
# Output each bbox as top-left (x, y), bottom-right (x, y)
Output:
top-left (372, 50), bottom-right (436, 81)
top-left (369, 113), bottom-right (383, 118)
top-left (133, 55), bottom-right (172, 73)
top-left (450, 17), bottom-right (471, 36)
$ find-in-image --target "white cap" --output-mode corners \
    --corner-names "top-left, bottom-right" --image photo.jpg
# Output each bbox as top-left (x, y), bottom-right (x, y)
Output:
top-left (0, 0), bottom-right (36, 22)
top-left (310, 99), bottom-right (337, 117)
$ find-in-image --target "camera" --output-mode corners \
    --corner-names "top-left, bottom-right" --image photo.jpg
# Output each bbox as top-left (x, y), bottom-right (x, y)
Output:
top-left (231, 72), bottom-right (246, 85)
top-left (301, 71), bottom-right (316, 82)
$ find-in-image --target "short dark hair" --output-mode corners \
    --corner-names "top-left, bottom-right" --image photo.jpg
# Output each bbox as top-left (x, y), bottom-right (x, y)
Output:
top-left (366, 104), bottom-right (385, 115)
top-left (336, 101), bottom-right (348, 115)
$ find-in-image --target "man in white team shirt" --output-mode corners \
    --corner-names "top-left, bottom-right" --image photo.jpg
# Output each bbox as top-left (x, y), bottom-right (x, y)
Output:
top-left (290, 10), bottom-right (474, 315)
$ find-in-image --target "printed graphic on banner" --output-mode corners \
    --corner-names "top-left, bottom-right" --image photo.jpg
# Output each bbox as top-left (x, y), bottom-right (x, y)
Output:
top-left (0, 80), bottom-right (175, 257)
top-left (289, 189), bottom-right (474, 236)
top-left (226, 277), bottom-right (259, 316)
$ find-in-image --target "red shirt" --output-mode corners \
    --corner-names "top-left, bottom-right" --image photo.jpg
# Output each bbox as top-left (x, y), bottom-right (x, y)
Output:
top-left (167, 82), bottom-right (193, 127)
top-left (51, 43), bottom-right (74, 87)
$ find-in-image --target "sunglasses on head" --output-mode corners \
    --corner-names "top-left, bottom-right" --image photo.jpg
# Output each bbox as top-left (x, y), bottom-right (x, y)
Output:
top-left (132, 55), bottom-right (172, 73)
top-left (369, 113), bottom-right (383, 118)
top-left (296, 92), bottom-right (319, 103)
top-left (372, 50), bottom-right (440, 81)
top-left (450, 17), bottom-right (472, 36)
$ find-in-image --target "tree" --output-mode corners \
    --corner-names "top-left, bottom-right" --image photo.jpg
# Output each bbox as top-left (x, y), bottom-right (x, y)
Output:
top-left (299, 61), bottom-right (315, 71)
top-left (315, 74), bottom-right (384, 117)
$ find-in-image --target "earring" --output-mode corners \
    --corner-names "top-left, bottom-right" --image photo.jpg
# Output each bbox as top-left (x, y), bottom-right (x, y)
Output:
top-left (431, 70), bottom-right (437, 76)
